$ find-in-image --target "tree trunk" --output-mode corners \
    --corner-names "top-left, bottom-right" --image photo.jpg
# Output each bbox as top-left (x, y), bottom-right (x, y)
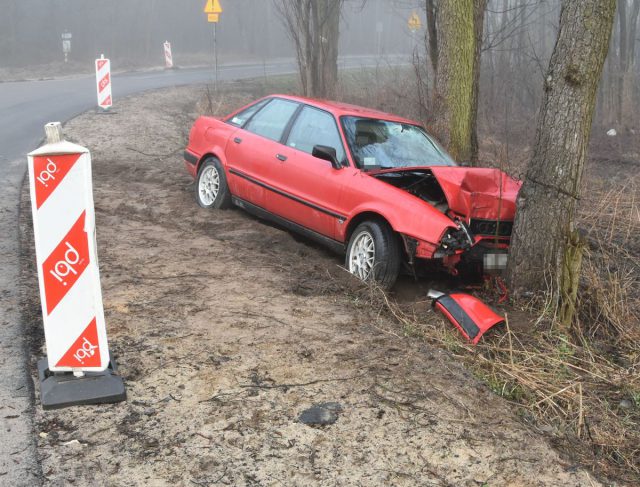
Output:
top-left (470, 0), bottom-right (488, 164)
top-left (275, 0), bottom-right (342, 98)
top-left (506, 0), bottom-right (616, 297)
top-left (433, 0), bottom-right (485, 163)
top-left (617, 0), bottom-right (628, 125)
top-left (311, 0), bottom-right (341, 98)
top-left (426, 0), bottom-right (438, 76)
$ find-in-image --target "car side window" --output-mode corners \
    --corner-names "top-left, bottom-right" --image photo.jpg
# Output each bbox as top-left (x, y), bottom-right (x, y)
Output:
top-left (227, 98), bottom-right (271, 127)
top-left (286, 106), bottom-right (346, 164)
top-left (244, 98), bottom-right (299, 142)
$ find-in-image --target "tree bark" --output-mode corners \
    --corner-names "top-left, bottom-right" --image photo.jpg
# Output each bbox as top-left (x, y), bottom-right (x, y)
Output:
top-left (506, 0), bottom-right (616, 297)
top-left (433, 0), bottom-right (485, 163)
top-left (470, 0), bottom-right (488, 164)
top-left (425, 0), bottom-right (438, 76)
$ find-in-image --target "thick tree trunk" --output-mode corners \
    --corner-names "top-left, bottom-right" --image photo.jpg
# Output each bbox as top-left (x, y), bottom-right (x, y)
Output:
top-left (433, 0), bottom-right (476, 162)
top-left (506, 0), bottom-right (616, 297)
top-left (433, 0), bottom-right (486, 163)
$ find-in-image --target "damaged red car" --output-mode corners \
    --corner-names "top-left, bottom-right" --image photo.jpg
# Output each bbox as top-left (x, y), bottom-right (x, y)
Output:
top-left (183, 95), bottom-right (521, 288)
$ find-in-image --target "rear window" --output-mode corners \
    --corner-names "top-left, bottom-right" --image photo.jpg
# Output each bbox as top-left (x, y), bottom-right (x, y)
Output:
top-left (286, 106), bottom-right (346, 164)
top-left (244, 98), bottom-right (300, 142)
top-left (227, 98), bottom-right (271, 127)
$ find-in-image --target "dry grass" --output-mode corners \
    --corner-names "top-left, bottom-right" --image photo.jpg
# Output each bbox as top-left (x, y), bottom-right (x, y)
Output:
top-left (346, 173), bottom-right (640, 484)
top-left (353, 277), bottom-right (639, 484)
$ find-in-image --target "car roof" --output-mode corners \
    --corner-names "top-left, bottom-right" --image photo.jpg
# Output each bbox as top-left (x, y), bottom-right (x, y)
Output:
top-left (269, 94), bottom-right (419, 125)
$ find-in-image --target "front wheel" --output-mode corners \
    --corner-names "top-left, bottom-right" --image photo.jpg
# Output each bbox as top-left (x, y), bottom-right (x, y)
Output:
top-left (195, 157), bottom-right (232, 209)
top-left (345, 220), bottom-right (401, 289)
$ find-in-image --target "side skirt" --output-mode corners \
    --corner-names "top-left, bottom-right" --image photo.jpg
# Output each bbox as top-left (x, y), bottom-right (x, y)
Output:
top-left (231, 196), bottom-right (345, 255)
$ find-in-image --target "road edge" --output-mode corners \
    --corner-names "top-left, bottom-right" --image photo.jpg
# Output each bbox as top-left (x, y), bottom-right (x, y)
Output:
top-left (0, 159), bottom-right (42, 485)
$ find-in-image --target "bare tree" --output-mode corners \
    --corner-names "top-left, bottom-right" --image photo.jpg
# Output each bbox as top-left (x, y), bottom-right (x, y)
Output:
top-left (275, 0), bottom-right (343, 98)
top-left (506, 0), bottom-right (617, 307)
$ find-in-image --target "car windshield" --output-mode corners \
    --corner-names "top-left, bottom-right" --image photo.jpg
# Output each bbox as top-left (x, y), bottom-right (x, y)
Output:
top-left (341, 116), bottom-right (455, 169)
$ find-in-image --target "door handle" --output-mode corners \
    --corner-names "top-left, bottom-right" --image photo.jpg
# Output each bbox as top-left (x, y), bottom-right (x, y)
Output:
top-left (275, 154), bottom-right (287, 161)
top-left (233, 137), bottom-right (242, 144)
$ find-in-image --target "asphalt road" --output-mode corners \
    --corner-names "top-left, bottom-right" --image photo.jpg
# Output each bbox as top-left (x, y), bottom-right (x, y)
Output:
top-left (0, 60), bottom-right (296, 165)
top-left (0, 55), bottom-right (403, 485)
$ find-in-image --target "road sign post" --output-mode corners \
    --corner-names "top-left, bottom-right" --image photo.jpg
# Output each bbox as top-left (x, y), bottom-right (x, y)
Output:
top-left (204, 0), bottom-right (223, 90)
top-left (95, 55), bottom-right (113, 112)
top-left (408, 11), bottom-right (422, 50)
top-left (163, 41), bottom-right (174, 69)
top-left (61, 32), bottom-right (72, 63)
top-left (27, 122), bottom-right (125, 409)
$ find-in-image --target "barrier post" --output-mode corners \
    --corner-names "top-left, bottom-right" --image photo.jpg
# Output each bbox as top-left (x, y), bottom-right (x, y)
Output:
top-left (95, 55), bottom-right (113, 112)
top-left (164, 41), bottom-right (174, 69)
top-left (28, 122), bottom-right (125, 409)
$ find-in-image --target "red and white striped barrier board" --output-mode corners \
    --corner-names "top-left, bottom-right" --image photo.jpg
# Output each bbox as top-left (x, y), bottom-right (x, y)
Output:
top-left (164, 41), bottom-right (173, 69)
top-left (28, 140), bottom-right (110, 372)
top-left (95, 55), bottom-right (112, 110)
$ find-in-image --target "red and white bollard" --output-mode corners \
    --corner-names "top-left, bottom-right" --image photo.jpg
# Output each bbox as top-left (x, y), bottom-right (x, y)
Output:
top-left (28, 122), bottom-right (125, 409)
top-left (95, 54), bottom-right (112, 111)
top-left (163, 41), bottom-right (174, 69)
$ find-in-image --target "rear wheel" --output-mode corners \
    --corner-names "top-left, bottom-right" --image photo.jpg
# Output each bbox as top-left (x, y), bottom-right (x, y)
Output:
top-left (195, 157), bottom-right (232, 209)
top-left (346, 220), bottom-right (401, 289)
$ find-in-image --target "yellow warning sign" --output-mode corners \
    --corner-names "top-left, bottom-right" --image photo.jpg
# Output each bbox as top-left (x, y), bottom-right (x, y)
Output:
top-left (208, 13), bottom-right (220, 23)
top-left (204, 0), bottom-right (223, 14)
top-left (408, 12), bottom-right (422, 32)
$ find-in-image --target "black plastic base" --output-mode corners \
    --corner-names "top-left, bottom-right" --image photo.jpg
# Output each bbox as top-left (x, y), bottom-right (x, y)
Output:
top-left (37, 356), bottom-right (126, 410)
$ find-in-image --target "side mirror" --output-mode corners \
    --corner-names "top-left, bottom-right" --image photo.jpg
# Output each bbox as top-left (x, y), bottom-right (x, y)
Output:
top-left (312, 145), bottom-right (342, 170)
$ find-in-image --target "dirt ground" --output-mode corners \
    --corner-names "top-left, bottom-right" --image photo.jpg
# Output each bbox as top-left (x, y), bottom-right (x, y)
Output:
top-left (19, 85), bottom-right (605, 486)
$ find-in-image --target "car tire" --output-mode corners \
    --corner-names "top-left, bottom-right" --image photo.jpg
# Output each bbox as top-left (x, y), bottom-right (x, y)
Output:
top-left (345, 220), bottom-right (401, 289)
top-left (195, 157), bottom-right (232, 209)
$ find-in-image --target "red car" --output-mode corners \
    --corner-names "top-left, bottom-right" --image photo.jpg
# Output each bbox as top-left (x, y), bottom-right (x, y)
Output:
top-left (184, 95), bottom-right (520, 288)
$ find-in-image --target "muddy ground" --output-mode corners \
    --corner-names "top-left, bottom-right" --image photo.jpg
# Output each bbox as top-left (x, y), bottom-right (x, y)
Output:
top-left (19, 85), bottom-right (604, 486)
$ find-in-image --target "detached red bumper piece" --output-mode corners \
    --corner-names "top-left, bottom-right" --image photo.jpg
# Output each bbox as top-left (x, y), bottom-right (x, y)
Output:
top-left (428, 290), bottom-right (505, 345)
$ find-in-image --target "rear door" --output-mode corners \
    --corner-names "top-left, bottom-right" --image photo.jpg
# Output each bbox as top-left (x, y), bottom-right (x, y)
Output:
top-left (267, 105), bottom-right (350, 239)
top-left (224, 98), bottom-right (300, 207)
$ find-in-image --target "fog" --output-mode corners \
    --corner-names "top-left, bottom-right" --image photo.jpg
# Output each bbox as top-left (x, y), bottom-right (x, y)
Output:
top-left (1, 1), bottom-right (637, 132)
top-left (0, 0), bottom-right (425, 68)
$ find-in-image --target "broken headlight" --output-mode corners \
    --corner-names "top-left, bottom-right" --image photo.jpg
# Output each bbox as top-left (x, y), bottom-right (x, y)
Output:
top-left (436, 221), bottom-right (474, 256)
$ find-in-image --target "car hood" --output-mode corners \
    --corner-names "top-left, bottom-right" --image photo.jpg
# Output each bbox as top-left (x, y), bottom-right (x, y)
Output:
top-left (371, 166), bottom-right (521, 221)
top-left (428, 167), bottom-right (521, 220)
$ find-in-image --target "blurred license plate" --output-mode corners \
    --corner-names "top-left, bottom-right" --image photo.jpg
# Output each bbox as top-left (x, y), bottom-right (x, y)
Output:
top-left (483, 253), bottom-right (508, 272)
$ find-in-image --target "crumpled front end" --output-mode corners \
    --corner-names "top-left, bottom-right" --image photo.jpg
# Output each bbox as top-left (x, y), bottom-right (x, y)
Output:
top-left (426, 167), bottom-right (520, 274)
top-left (370, 166), bottom-right (520, 275)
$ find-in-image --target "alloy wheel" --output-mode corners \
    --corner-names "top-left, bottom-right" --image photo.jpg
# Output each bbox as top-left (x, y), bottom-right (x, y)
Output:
top-left (198, 165), bottom-right (220, 206)
top-left (348, 230), bottom-right (375, 280)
